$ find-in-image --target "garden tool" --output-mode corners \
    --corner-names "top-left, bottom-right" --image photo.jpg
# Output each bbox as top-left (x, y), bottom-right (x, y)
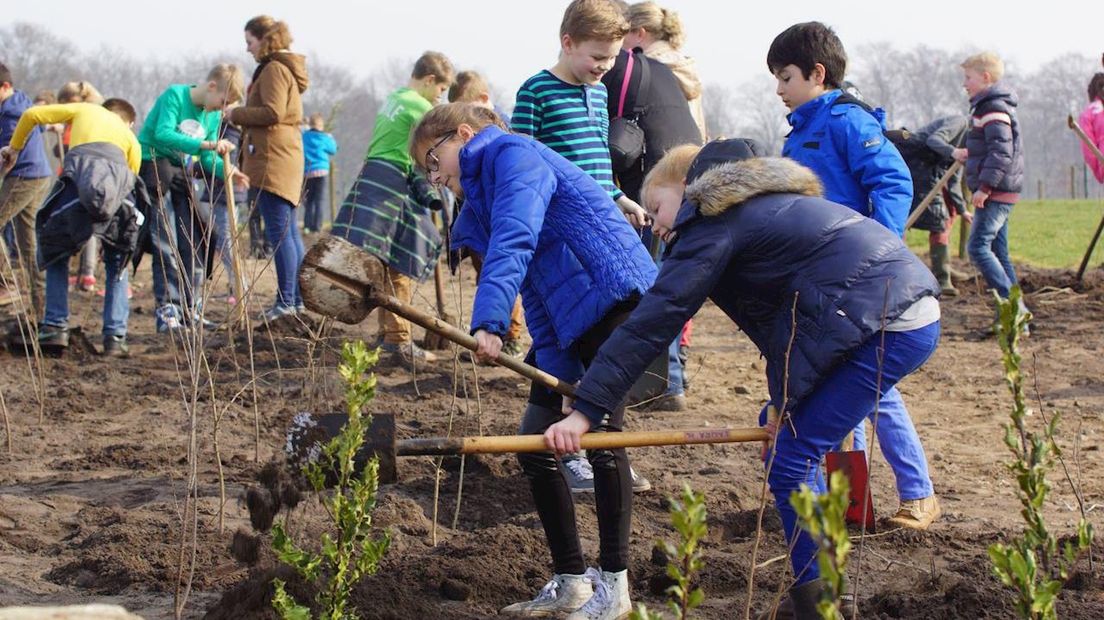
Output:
top-left (422, 212), bottom-right (456, 351)
top-left (825, 431), bottom-right (876, 530)
top-left (905, 160), bottom-right (963, 231)
top-left (1067, 114), bottom-right (1104, 282)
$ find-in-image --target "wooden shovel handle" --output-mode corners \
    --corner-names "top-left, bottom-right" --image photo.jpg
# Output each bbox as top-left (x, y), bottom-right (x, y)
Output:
top-left (396, 427), bottom-right (771, 456)
top-left (374, 294), bottom-right (578, 398)
top-left (905, 160), bottom-right (963, 231)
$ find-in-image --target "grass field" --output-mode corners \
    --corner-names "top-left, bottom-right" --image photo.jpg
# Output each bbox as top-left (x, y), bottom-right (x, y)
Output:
top-left (905, 199), bottom-right (1104, 269)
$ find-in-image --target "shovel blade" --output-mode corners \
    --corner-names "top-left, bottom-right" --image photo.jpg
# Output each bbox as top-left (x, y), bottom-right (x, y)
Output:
top-left (285, 411), bottom-right (398, 484)
top-left (300, 236), bottom-right (388, 324)
top-left (825, 450), bottom-right (876, 531)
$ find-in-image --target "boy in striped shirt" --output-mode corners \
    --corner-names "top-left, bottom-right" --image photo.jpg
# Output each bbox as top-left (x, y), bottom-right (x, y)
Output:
top-left (512, 0), bottom-right (647, 229)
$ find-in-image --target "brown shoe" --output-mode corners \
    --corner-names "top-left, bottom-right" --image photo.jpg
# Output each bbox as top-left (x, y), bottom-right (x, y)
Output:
top-left (0, 286), bottom-right (18, 307)
top-left (645, 393), bottom-right (687, 412)
top-left (887, 495), bottom-right (941, 530)
top-left (381, 341), bottom-right (438, 364)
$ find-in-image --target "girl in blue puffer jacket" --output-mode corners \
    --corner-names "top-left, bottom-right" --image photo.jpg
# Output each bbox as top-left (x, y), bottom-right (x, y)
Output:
top-left (409, 102), bottom-right (657, 619)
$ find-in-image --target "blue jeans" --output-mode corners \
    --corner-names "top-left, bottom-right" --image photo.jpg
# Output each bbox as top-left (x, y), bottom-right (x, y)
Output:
top-left (651, 233), bottom-right (685, 397)
top-left (141, 160), bottom-right (207, 325)
top-left (44, 244), bottom-right (129, 336)
top-left (768, 322), bottom-right (940, 585)
top-left (848, 385), bottom-right (935, 501)
top-left (301, 175), bottom-right (327, 232)
top-left (257, 190), bottom-right (304, 308)
top-left (967, 200), bottom-right (1017, 298)
top-left (211, 200), bottom-right (235, 286)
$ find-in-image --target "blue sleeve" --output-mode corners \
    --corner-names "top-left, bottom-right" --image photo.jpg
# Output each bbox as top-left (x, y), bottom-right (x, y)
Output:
top-left (837, 110), bottom-right (912, 236)
top-left (470, 144), bottom-right (557, 338)
top-left (573, 216), bottom-right (735, 424)
top-left (324, 133), bottom-right (338, 156)
top-left (0, 111), bottom-right (16, 149)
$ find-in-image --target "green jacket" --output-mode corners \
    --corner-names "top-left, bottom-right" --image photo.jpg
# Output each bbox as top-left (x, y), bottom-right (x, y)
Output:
top-left (365, 87), bottom-right (432, 173)
top-left (138, 84), bottom-right (225, 178)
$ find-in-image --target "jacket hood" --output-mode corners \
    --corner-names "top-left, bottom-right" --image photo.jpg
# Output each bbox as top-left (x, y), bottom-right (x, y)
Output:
top-left (971, 83), bottom-right (1018, 109)
top-left (645, 41), bottom-right (703, 100)
top-left (685, 157), bottom-right (823, 217)
top-left (268, 52), bottom-right (309, 93)
top-left (0, 90), bottom-right (33, 117)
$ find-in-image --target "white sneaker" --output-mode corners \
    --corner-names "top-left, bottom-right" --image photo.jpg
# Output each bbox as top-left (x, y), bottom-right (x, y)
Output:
top-left (561, 455), bottom-right (594, 493)
top-left (566, 568), bottom-right (631, 620)
top-left (500, 573), bottom-right (593, 617)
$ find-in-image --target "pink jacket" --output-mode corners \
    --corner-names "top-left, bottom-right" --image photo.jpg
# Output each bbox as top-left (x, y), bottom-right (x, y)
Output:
top-left (1079, 99), bottom-right (1104, 183)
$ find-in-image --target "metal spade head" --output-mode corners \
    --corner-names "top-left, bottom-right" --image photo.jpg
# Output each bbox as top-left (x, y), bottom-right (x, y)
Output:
top-left (285, 411), bottom-right (398, 484)
top-left (299, 236), bottom-right (389, 324)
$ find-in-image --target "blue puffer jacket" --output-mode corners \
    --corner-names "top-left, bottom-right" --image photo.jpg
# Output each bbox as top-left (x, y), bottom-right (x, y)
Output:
top-left (0, 90), bottom-right (52, 179)
top-left (302, 128), bottom-right (337, 174)
top-left (965, 83), bottom-right (1024, 195)
top-left (451, 125), bottom-right (657, 383)
top-left (782, 90), bottom-right (912, 236)
top-left (572, 147), bottom-right (939, 425)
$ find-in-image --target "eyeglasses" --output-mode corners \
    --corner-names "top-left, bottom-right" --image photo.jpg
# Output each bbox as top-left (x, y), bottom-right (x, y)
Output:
top-left (425, 130), bottom-right (457, 173)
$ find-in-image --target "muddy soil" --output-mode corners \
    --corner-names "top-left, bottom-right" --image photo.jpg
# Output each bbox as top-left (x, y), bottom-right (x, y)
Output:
top-left (1, 253), bottom-right (1102, 619)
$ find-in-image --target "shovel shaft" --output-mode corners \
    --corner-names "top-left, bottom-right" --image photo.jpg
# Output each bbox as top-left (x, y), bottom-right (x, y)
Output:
top-left (905, 160), bottom-right (963, 231)
top-left (396, 427), bottom-right (770, 456)
top-left (375, 294), bottom-right (578, 398)
top-left (1068, 114), bottom-right (1104, 282)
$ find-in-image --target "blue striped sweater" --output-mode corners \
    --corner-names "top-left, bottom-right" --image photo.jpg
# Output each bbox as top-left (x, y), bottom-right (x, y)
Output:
top-left (511, 70), bottom-right (623, 201)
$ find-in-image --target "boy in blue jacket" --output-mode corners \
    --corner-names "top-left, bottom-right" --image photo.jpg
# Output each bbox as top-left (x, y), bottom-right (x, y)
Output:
top-left (0, 61), bottom-right (53, 315)
top-left (767, 22), bottom-right (939, 531)
top-left (300, 113), bottom-right (337, 233)
top-left (546, 140), bottom-right (941, 618)
top-left (411, 102), bottom-right (657, 619)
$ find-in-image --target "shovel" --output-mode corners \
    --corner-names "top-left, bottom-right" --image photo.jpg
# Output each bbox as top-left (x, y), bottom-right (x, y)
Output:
top-left (422, 213), bottom-right (456, 351)
top-left (1068, 114), bottom-right (1104, 281)
top-left (825, 431), bottom-right (876, 530)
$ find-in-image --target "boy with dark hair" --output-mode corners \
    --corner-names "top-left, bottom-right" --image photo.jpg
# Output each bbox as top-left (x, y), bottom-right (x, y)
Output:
top-left (330, 51), bottom-right (452, 365)
top-left (1, 98), bottom-right (145, 356)
top-left (952, 51), bottom-right (1027, 320)
top-left (767, 21), bottom-right (912, 236)
top-left (768, 22), bottom-right (940, 531)
top-left (0, 61), bottom-right (53, 314)
top-left (512, 0), bottom-right (648, 229)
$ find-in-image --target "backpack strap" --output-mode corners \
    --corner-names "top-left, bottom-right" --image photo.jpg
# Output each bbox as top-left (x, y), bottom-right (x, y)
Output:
top-left (630, 49), bottom-right (651, 119)
top-left (616, 52), bottom-right (634, 118)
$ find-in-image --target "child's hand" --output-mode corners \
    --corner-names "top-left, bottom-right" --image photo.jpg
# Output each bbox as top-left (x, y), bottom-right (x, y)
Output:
top-left (616, 196), bottom-right (649, 229)
top-left (952, 148), bottom-right (968, 163)
top-left (560, 382), bottom-right (581, 416)
top-left (473, 329), bottom-right (503, 363)
top-left (971, 190), bottom-right (989, 209)
top-left (230, 167), bottom-right (250, 190)
top-left (213, 139), bottom-right (236, 155)
top-left (0, 147), bottom-right (17, 174)
top-left (544, 410), bottom-right (592, 456)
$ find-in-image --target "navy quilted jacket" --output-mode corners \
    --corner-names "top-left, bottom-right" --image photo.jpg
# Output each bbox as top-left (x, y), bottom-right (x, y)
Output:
top-left (450, 125), bottom-right (657, 383)
top-left (965, 84), bottom-right (1024, 195)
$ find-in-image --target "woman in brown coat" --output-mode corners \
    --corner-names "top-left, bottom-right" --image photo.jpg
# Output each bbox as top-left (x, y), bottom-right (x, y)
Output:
top-left (230, 15), bottom-right (309, 321)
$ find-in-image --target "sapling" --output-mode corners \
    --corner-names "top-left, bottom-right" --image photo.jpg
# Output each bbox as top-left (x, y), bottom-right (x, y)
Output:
top-left (987, 286), bottom-right (1093, 620)
top-left (789, 469), bottom-right (852, 620)
top-left (272, 340), bottom-right (392, 620)
top-left (630, 483), bottom-right (707, 620)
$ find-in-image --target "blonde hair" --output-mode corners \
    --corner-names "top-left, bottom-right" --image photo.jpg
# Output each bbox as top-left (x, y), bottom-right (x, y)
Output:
top-left (409, 102), bottom-right (508, 168)
top-left (448, 70), bottom-right (490, 104)
top-left (34, 90), bottom-right (57, 105)
top-left (207, 63), bottom-right (244, 105)
top-left (57, 81), bottom-right (103, 104)
top-left (642, 144), bottom-right (701, 203)
top-left (412, 51), bottom-right (454, 85)
top-left (244, 15), bottom-right (293, 59)
top-left (627, 2), bottom-right (685, 49)
top-left (961, 51), bottom-right (1005, 82)
top-left (308, 113), bottom-right (325, 129)
top-left (560, 0), bottom-right (630, 43)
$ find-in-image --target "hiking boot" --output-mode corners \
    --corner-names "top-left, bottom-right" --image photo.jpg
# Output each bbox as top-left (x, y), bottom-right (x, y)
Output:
top-left (102, 334), bottom-right (129, 358)
top-left (647, 393), bottom-right (687, 412)
top-left (757, 577), bottom-right (855, 620)
top-left (38, 324), bottom-right (69, 352)
top-left (930, 244), bottom-right (956, 297)
top-left (155, 304), bottom-right (188, 334)
top-left (78, 275), bottom-right (96, 292)
top-left (502, 338), bottom-right (525, 358)
top-left (262, 305), bottom-right (299, 323)
top-left (500, 572), bottom-right (593, 617)
top-left (561, 455), bottom-right (594, 493)
top-left (380, 341), bottom-right (438, 364)
top-left (887, 494), bottom-right (941, 530)
top-left (630, 467), bottom-right (652, 493)
top-left (566, 568), bottom-right (631, 620)
top-left (0, 285), bottom-right (19, 307)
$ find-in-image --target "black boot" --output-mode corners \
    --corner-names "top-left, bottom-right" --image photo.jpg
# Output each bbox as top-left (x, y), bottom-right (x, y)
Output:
top-left (930, 244), bottom-right (957, 297)
top-left (757, 578), bottom-right (855, 620)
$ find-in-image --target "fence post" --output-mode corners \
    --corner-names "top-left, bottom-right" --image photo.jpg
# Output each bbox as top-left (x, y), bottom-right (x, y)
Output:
top-left (1071, 166), bottom-right (1076, 199)
top-left (1038, 179), bottom-right (1043, 200)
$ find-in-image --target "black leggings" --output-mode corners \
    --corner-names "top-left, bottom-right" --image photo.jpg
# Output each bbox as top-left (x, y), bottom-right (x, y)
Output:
top-left (518, 297), bottom-right (637, 575)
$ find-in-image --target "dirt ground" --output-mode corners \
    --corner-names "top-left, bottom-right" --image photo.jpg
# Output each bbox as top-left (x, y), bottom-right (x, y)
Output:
top-left (0, 248), bottom-right (1102, 619)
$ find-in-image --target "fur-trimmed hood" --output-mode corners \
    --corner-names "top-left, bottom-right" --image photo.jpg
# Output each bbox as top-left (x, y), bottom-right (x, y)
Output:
top-left (685, 157), bottom-right (823, 217)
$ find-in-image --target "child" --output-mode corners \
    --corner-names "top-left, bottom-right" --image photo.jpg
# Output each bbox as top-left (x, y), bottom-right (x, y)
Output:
top-left (198, 112), bottom-right (248, 305)
top-left (0, 61), bottom-right (53, 314)
top-left (512, 0), bottom-right (648, 229)
top-left (56, 81), bottom-right (107, 293)
top-left (139, 64), bottom-right (245, 332)
top-left (768, 22), bottom-right (939, 530)
top-left (769, 22), bottom-right (912, 236)
top-left (300, 113), bottom-right (337, 233)
top-left (1078, 72), bottom-right (1104, 183)
top-left (0, 98), bottom-right (145, 356)
top-left (545, 140), bottom-right (941, 618)
top-left (330, 51), bottom-right (452, 365)
top-left (411, 103), bottom-right (657, 619)
top-left (952, 52), bottom-right (1026, 315)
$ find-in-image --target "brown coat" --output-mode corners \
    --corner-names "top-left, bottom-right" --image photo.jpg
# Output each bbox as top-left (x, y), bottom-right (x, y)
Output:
top-left (231, 52), bottom-right (309, 205)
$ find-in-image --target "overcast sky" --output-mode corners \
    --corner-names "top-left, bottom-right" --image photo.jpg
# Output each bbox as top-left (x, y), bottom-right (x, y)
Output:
top-left (9, 1), bottom-right (1101, 97)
